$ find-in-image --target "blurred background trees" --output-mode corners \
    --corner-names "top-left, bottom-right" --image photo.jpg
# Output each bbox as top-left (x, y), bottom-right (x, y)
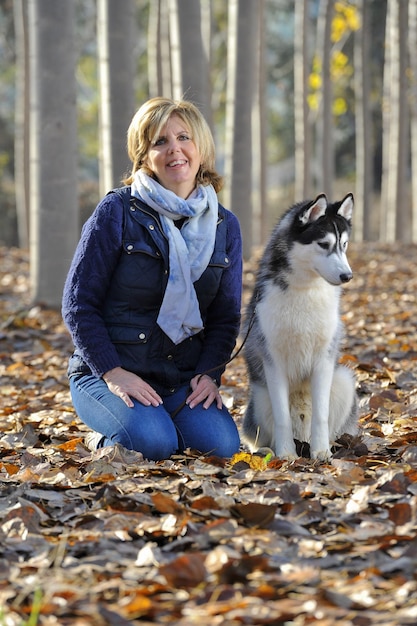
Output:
top-left (0, 0), bottom-right (415, 304)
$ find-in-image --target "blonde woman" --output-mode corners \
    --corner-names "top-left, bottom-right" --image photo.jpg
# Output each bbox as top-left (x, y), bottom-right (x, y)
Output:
top-left (62, 98), bottom-right (242, 460)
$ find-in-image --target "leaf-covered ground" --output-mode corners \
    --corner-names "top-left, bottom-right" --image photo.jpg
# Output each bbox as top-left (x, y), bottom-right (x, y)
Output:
top-left (1, 243), bottom-right (417, 625)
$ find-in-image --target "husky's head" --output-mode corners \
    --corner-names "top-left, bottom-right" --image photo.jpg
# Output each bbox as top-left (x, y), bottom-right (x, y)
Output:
top-left (292, 193), bottom-right (354, 286)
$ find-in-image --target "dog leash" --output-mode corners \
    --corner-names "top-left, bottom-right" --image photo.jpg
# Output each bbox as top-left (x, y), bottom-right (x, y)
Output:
top-left (170, 300), bottom-right (258, 419)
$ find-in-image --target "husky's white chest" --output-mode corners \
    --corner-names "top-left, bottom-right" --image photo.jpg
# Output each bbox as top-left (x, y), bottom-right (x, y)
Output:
top-left (258, 280), bottom-right (340, 372)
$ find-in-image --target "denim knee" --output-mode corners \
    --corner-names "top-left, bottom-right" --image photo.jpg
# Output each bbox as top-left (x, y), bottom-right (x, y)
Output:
top-left (173, 403), bottom-right (240, 458)
top-left (70, 375), bottom-right (179, 461)
top-left (112, 426), bottom-right (178, 461)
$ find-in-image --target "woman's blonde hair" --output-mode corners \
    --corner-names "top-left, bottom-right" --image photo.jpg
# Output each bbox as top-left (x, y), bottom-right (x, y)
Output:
top-left (123, 97), bottom-right (223, 192)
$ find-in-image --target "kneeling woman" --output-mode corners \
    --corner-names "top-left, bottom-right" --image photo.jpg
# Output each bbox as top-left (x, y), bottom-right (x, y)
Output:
top-left (62, 97), bottom-right (242, 461)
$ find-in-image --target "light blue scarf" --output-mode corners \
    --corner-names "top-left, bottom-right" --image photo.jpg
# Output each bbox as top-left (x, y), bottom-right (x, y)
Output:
top-left (131, 171), bottom-right (218, 344)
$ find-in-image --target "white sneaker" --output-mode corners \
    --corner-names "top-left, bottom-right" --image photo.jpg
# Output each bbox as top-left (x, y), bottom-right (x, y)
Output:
top-left (84, 431), bottom-right (105, 451)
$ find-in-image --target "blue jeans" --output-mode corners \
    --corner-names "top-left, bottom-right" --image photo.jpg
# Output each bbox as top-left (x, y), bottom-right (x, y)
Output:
top-left (69, 374), bottom-right (240, 461)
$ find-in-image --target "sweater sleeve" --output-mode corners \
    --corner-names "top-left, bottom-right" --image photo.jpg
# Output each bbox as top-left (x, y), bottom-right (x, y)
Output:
top-left (62, 194), bottom-right (125, 377)
top-left (194, 209), bottom-right (243, 383)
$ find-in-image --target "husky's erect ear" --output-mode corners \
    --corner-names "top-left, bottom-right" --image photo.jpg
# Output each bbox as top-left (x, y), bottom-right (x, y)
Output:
top-left (338, 193), bottom-right (354, 221)
top-left (299, 194), bottom-right (327, 225)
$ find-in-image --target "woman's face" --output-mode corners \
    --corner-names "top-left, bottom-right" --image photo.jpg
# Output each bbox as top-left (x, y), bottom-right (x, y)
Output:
top-left (144, 115), bottom-right (201, 199)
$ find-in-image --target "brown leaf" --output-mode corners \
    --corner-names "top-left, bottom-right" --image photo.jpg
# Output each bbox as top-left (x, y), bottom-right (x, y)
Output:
top-left (151, 492), bottom-right (183, 515)
top-left (0, 461), bottom-right (19, 475)
top-left (56, 437), bottom-right (84, 452)
top-left (119, 593), bottom-right (153, 618)
top-left (190, 496), bottom-right (222, 511)
top-left (218, 554), bottom-right (270, 584)
top-left (388, 502), bottom-right (413, 526)
top-left (287, 499), bottom-right (324, 524)
top-left (159, 553), bottom-right (207, 588)
top-left (378, 472), bottom-right (410, 494)
top-left (231, 502), bottom-right (277, 528)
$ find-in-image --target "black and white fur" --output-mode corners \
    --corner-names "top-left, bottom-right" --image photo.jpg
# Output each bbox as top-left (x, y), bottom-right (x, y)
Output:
top-left (242, 193), bottom-right (359, 461)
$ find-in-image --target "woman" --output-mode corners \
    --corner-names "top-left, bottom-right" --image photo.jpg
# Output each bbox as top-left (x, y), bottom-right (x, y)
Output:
top-left (62, 97), bottom-right (242, 461)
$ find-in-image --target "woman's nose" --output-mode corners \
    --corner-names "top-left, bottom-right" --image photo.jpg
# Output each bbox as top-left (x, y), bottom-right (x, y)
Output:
top-left (167, 138), bottom-right (179, 153)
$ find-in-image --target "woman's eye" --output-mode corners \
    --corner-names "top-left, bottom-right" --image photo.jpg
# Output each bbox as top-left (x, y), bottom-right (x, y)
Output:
top-left (154, 137), bottom-right (166, 146)
top-left (179, 134), bottom-right (190, 141)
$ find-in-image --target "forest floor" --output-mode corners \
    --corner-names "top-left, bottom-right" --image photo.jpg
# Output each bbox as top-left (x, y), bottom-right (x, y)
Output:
top-left (1, 243), bottom-right (417, 625)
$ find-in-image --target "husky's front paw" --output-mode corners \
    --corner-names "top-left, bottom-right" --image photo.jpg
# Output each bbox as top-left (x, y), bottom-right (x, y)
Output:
top-left (281, 451), bottom-right (299, 461)
top-left (275, 445), bottom-right (298, 461)
top-left (311, 448), bottom-right (332, 462)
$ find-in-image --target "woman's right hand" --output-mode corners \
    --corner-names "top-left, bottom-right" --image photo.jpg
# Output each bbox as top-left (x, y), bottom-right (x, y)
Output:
top-left (103, 367), bottom-right (163, 408)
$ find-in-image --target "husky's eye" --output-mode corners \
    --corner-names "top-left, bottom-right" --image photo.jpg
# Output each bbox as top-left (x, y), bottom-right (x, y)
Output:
top-left (318, 241), bottom-right (329, 250)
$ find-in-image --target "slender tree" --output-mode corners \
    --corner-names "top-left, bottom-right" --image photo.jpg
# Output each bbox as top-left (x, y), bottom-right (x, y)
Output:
top-left (148, 0), bottom-right (173, 98)
top-left (315, 0), bottom-right (334, 197)
top-left (409, 0), bottom-right (417, 241)
top-left (224, 0), bottom-right (258, 259)
top-left (380, 1), bottom-right (392, 241)
top-left (252, 0), bottom-right (268, 245)
top-left (294, 0), bottom-right (312, 202)
top-left (168, 0), bottom-right (182, 100)
top-left (354, 0), bottom-right (372, 241)
top-left (97, 0), bottom-right (136, 194)
top-left (28, 0), bottom-right (78, 308)
top-left (395, 0), bottom-right (410, 241)
top-left (200, 0), bottom-right (214, 131)
top-left (160, 0), bottom-right (173, 96)
top-left (14, 0), bottom-right (30, 248)
top-left (148, 0), bottom-right (164, 98)
top-left (170, 0), bottom-right (212, 121)
top-left (381, 0), bottom-right (410, 241)
top-left (201, 0), bottom-right (212, 71)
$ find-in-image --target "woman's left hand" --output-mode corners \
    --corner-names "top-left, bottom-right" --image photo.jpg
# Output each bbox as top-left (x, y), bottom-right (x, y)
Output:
top-left (187, 374), bottom-right (222, 410)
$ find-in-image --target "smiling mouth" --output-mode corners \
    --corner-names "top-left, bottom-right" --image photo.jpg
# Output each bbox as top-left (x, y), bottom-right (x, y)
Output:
top-left (168, 160), bottom-right (187, 167)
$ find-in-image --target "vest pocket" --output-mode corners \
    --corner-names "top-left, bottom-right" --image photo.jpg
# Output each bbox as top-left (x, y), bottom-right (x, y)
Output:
top-left (123, 240), bottom-right (161, 257)
top-left (207, 249), bottom-right (230, 269)
top-left (108, 325), bottom-right (154, 344)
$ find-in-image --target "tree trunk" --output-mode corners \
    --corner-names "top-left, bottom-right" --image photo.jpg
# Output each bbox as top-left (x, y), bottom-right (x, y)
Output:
top-left (380, 0), bottom-right (392, 241)
top-left (354, 0), bottom-right (373, 241)
top-left (160, 0), bottom-right (173, 96)
top-left (409, 0), bottom-right (417, 241)
top-left (252, 0), bottom-right (267, 245)
top-left (201, 0), bottom-right (212, 69)
top-left (395, 0), bottom-right (410, 240)
top-left (97, 0), bottom-right (136, 194)
top-left (200, 0), bottom-right (214, 131)
top-left (224, 0), bottom-right (257, 259)
top-left (294, 0), bottom-right (312, 202)
top-left (14, 0), bottom-right (30, 248)
top-left (148, 0), bottom-right (164, 98)
top-left (170, 0), bottom-right (212, 122)
top-left (315, 0), bottom-right (334, 197)
top-left (168, 0), bottom-right (182, 100)
top-left (28, 0), bottom-right (78, 308)
top-left (381, 0), bottom-right (409, 241)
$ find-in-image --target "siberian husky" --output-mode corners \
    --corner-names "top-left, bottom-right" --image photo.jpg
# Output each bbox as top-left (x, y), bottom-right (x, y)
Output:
top-left (242, 193), bottom-right (359, 461)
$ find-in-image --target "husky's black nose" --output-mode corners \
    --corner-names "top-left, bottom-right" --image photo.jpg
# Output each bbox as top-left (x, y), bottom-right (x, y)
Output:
top-left (340, 272), bottom-right (353, 283)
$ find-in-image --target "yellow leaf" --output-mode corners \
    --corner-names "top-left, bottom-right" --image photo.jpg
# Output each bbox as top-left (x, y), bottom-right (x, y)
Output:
top-left (0, 462), bottom-right (20, 475)
top-left (333, 97), bottom-right (347, 116)
top-left (307, 93), bottom-right (320, 111)
top-left (56, 438), bottom-right (84, 452)
top-left (309, 72), bottom-right (322, 91)
top-left (230, 452), bottom-right (268, 471)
